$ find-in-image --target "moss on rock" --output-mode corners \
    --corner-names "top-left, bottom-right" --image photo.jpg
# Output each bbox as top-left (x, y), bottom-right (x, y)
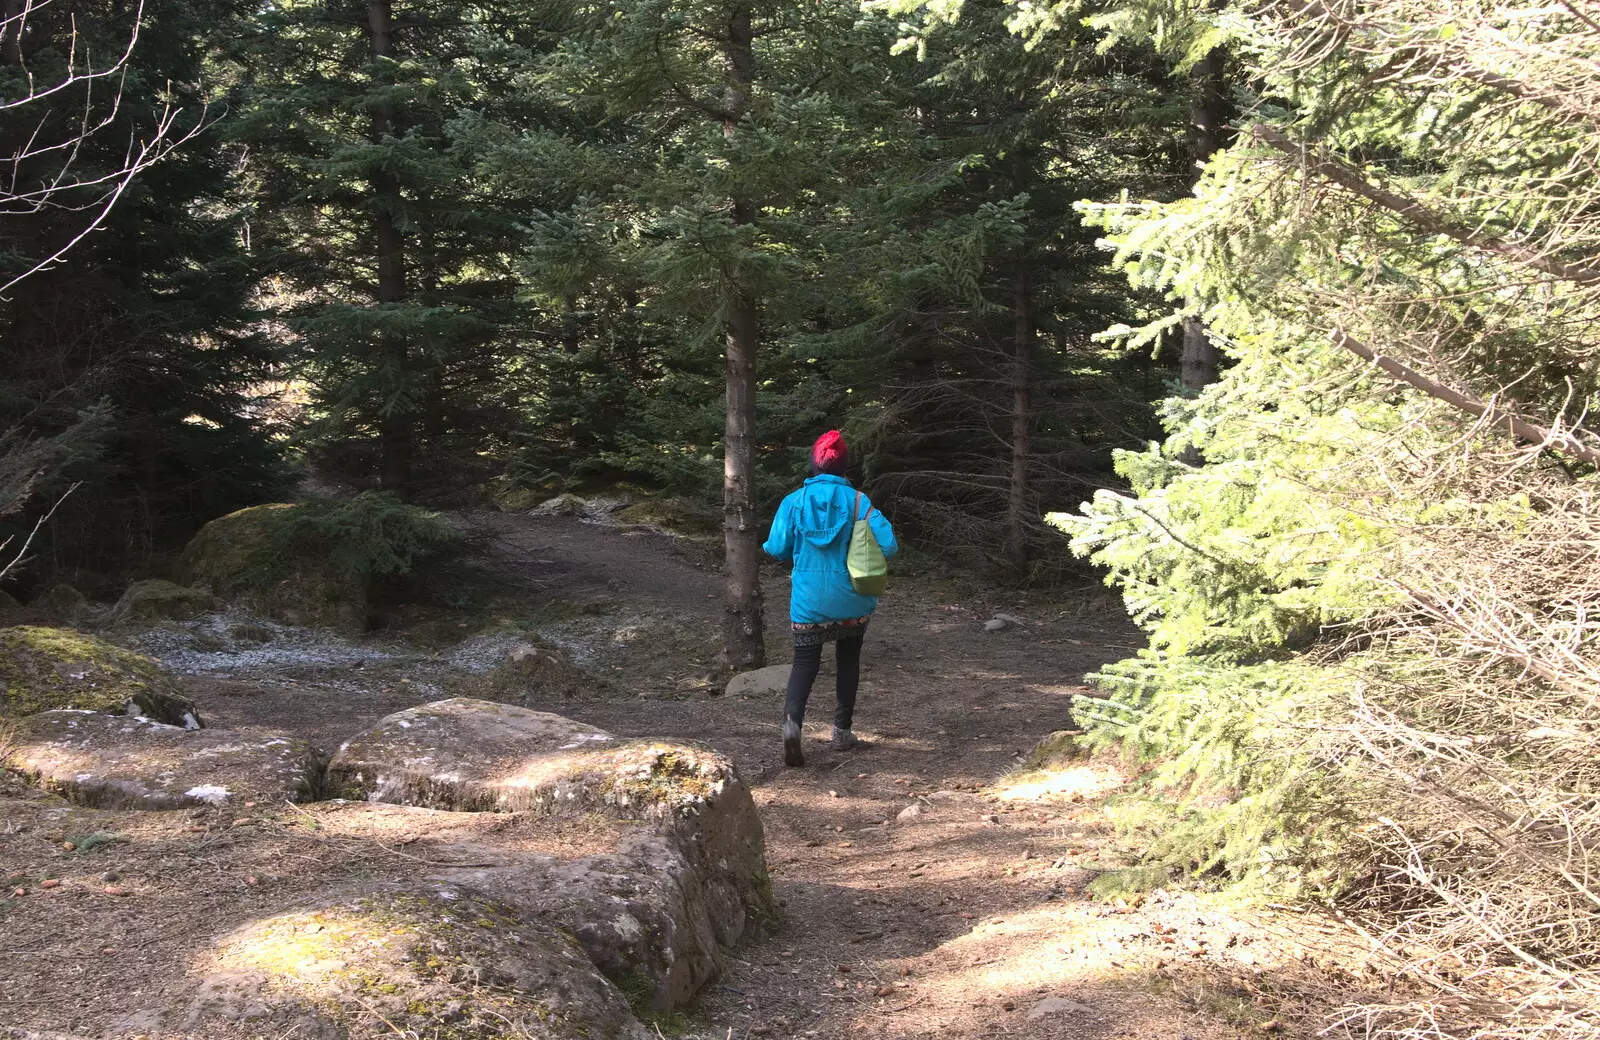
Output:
top-left (175, 503), bottom-right (366, 633)
top-left (532, 493), bottom-right (588, 517)
top-left (39, 582), bottom-right (93, 622)
top-left (0, 626), bottom-right (200, 726)
top-left (105, 579), bottom-right (216, 628)
top-left (187, 884), bottom-right (650, 1040)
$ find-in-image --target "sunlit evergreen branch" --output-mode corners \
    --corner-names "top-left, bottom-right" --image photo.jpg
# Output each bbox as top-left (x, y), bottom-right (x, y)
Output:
top-left (1252, 125), bottom-right (1600, 290)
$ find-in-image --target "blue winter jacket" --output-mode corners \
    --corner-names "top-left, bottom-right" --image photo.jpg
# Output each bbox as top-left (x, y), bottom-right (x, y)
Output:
top-left (762, 475), bottom-right (899, 624)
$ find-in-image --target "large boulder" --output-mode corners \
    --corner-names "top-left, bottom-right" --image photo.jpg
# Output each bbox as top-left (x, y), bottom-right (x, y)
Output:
top-left (175, 503), bottom-right (366, 633)
top-left (0, 625), bottom-right (200, 726)
top-left (327, 698), bottom-right (617, 809)
top-left (155, 883), bottom-right (651, 1040)
top-left (443, 826), bottom-right (761, 1012)
top-left (104, 578), bottom-right (216, 627)
top-left (329, 698), bottom-right (773, 1010)
top-left (5, 710), bottom-right (324, 809)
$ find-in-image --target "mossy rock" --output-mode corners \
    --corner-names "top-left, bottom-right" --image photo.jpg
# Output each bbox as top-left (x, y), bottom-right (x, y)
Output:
top-left (105, 579), bottom-right (217, 628)
top-left (447, 642), bottom-right (586, 704)
top-left (0, 626), bottom-right (200, 726)
top-left (176, 884), bottom-right (651, 1040)
top-left (495, 486), bottom-right (551, 512)
top-left (9, 711), bottom-right (322, 809)
top-left (175, 503), bottom-right (366, 633)
top-left (38, 582), bottom-right (93, 621)
top-left (1021, 729), bottom-right (1086, 771)
top-left (614, 498), bottom-right (720, 539)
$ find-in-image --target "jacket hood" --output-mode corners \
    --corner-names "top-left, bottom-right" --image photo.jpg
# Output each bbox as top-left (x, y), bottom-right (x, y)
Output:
top-left (797, 475), bottom-right (855, 547)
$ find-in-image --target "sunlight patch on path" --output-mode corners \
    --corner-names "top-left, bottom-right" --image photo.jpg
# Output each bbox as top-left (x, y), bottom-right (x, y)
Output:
top-left (994, 765), bottom-right (1123, 804)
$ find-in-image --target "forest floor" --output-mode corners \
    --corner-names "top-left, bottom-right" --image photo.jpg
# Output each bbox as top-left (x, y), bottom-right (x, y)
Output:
top-left (0, 512), bottom-right (1383, 1039)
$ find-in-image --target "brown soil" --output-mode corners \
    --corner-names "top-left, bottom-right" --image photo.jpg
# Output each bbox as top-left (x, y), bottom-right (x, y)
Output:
top-left (0, 514), bottom-right (1377, 1039)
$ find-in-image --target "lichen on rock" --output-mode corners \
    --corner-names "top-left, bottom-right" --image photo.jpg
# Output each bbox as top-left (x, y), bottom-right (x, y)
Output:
top-left (0, 625), bottom-right (200, 726)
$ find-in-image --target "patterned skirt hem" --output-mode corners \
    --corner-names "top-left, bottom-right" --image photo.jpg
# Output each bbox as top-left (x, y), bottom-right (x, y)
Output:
top-left (792, 616), bottom-right (871, 647)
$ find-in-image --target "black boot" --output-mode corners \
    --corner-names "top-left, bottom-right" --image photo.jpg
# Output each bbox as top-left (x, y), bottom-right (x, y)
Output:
top-left (783, 715), bottom-right (804, 767)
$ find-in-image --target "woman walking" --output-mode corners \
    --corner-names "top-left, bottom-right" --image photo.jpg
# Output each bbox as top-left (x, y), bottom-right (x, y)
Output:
top-left (762, 430), bottom-right (898, 767)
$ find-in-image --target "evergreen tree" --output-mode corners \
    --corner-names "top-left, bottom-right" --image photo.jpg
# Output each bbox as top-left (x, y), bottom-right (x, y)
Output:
top-left (538, 0), bottom-right (944, 666)
top-left (0, 0), bottom-right (284, 586)
top-left (234, 0), bottom-right (549, 500)
top-left (1051, 2), bottom-right (1600, 1033)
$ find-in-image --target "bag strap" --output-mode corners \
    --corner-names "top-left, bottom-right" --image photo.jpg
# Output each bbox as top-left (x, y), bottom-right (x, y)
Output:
top-left (853, 490), bottom-right (864, 523)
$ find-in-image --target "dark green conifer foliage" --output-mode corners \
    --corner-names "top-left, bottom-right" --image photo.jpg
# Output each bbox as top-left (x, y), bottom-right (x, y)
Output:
top-left (233, 0), bottom-right (549, 501)
top-left (0, 0), bottom-right (285, 586)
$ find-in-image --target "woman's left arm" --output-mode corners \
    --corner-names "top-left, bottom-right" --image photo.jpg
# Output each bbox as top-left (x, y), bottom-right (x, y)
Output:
top-left (762, 497), bottom-right (795, 559)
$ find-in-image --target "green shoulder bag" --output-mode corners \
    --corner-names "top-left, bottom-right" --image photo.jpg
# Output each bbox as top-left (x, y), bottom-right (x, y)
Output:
top-left (847, 490), bottom-right (889, 596)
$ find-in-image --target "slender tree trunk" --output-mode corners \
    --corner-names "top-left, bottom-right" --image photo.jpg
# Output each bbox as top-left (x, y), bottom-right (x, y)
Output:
top-left (367, 0), bottom-right (413, 496)
top-left (723, 273), bottom-right (764, 670)
top-left (1, 0), bottom-right (24, 66)
top-left (1182, 45), bottom-right (1228, 393)
top-left (1005, 266), bottom-right (1033, 578)
top-left (719, 4), bottom-right (764, 671)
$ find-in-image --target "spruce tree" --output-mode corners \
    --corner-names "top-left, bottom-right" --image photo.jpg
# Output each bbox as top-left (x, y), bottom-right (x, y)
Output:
top-left (234, 0), bottom-right (543, 500)
top-left (0, 0), bottom-right (285, 584)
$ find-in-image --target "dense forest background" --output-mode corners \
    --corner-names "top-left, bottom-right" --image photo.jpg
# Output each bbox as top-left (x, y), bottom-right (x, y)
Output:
top-left (0, 0), bottom-right (1193, 604)
top-left (5, 0), bottom-right (1600, 1036)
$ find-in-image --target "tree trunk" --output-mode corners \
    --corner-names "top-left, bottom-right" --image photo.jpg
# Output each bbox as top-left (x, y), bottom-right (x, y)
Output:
top-left (1005, 266), bottom-right (1033, 578)
top-left (1181, 45), bottom-right (1228, 394)
top-left (723, 274), bottom-right (765, 670)
top-left (1, 0), bottom-right (24, 66)
top-left (1180, 316), bottom-right (1220, 391)
top-left (367, 0), bottom-right (413, 497)
top-left (719, 5), bottom-right (765, 671)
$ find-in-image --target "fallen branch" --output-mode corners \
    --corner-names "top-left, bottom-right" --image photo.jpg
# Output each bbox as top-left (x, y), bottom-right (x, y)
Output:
top-left (1254, 125), bottom-right (1600, 288)
top-left (1330, 329), bottom-right (1600, 467)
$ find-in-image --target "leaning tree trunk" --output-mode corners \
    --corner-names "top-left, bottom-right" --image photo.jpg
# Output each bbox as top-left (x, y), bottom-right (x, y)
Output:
top-left (1181, 44), bottom-right (1229, 393)
top-left (1005, 266), bottom-right (1034, 578)
top-left (367, 0), bottom-right (414, 497)
top-left (719, 4), bottom-right (765, 671)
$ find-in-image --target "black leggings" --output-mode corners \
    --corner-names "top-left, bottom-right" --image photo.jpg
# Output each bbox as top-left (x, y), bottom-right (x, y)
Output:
top-left (784, 634), bottom-right (864, 731)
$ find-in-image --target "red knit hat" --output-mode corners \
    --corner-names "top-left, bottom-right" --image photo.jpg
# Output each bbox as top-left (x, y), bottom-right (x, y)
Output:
top-left (811, 430), bottom-right (847, 474)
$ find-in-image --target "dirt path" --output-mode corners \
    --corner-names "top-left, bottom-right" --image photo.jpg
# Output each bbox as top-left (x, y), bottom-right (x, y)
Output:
top-left (436, 516), bottom-right (1276, 1039)
top-left (2, 514), bottom-right (1332, 1038)
top-left (454, 518), bottom-right (1252, 1040)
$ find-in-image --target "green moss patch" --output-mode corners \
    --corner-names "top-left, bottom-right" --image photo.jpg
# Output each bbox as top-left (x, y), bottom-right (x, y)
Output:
top-left (105, 579), bottom-right (216, 628)
top-left (613, 498), bottom-right (719, 539)
top-left (0, 626), bottom-right (199, 726)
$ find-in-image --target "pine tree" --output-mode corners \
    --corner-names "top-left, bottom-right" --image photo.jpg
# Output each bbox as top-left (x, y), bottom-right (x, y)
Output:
top-left (234, 0), bottom-right (545, 500)
top-left (539, 0), bottom-right (946, 666)
top-left (0, 0), bottom-right (285, 584)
